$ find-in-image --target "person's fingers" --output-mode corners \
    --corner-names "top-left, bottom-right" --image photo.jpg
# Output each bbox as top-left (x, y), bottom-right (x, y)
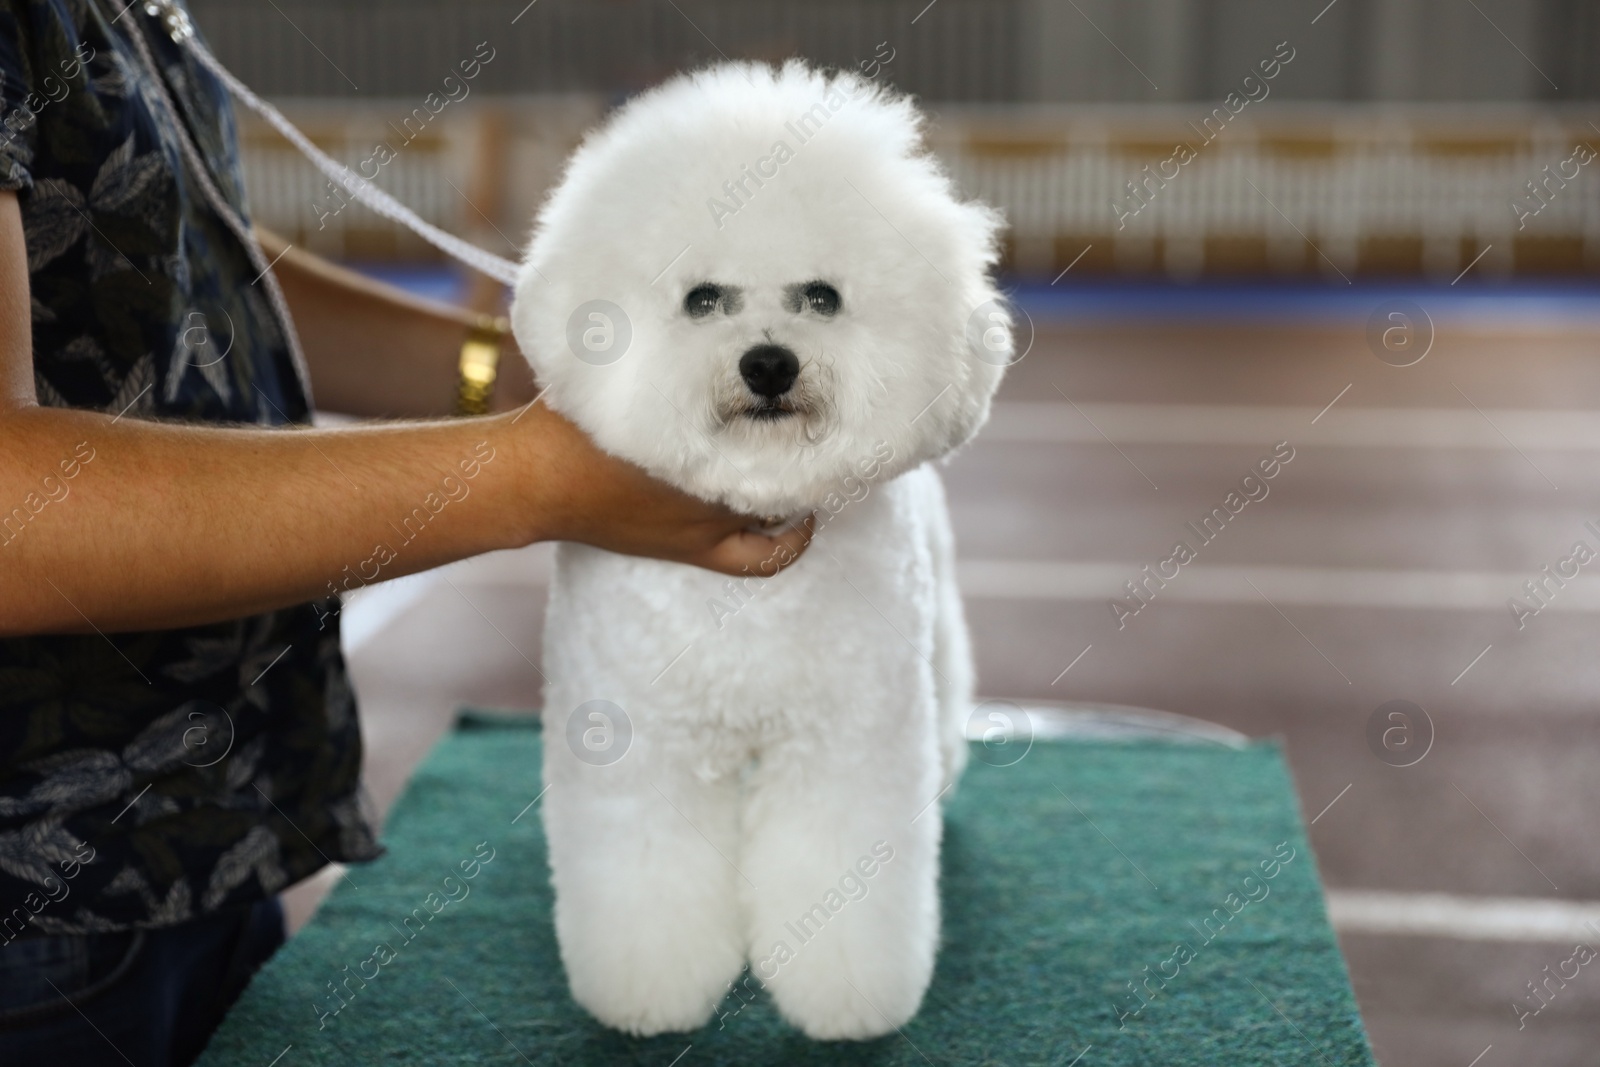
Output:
top-left (695, 514), bottom-right (816, 576)
top-left (525, 405), bottom-right (826, 575)
top-left (769, 514), bottom-right (817, 561)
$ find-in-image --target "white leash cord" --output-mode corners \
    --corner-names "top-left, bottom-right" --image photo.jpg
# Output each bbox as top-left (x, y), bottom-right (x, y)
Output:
top-left (185, 39), bottom-right (523, 287)
top-left (145, 1), bottom-right (522, 288)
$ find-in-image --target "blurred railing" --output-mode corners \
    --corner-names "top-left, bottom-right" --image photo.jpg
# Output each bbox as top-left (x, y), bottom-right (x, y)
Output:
top-left (190, 0), bottom-right (1022, 102)
top-left (932, 105), bottom-right (1600, 278)
top-left (188, 0), bottom-right (1600, 104)
top-left (239, 101), bottom-right (1600, 279)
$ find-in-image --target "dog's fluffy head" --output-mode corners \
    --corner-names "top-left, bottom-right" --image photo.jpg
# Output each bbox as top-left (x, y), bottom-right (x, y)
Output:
top-left (512, 60), bottom-right (1012, 516)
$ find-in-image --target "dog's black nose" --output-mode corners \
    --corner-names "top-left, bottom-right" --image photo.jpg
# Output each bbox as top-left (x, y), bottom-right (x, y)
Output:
top-left (739, 344), bottom-right (799, 398)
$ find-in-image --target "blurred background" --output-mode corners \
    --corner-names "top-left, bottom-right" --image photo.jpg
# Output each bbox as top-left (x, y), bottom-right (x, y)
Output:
top-left (200, 0), bottom-right (1600, 283)
top-left (194, 2), bottom-right (1600, 1065)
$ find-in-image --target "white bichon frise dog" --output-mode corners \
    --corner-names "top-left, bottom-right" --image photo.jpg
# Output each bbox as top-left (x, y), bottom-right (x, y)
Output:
top-left (510, 59), bottom-right (1012, 1040)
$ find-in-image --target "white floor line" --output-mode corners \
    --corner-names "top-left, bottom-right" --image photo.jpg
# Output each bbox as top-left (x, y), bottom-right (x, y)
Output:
top-left (340, 543), bottom-right (555, 654)
top-left (1326, 889), bottom-right (1600, 943)
top-left (957, 560), bottom-right (1600, 612)
top-left (984, 401), bottom-right (1600, 451)
top-left (361, 557), bottom-right (1600, 616)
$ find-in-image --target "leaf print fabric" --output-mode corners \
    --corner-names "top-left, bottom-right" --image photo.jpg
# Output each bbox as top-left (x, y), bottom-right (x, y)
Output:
top-left (0, 0), bottom-right (380, 938)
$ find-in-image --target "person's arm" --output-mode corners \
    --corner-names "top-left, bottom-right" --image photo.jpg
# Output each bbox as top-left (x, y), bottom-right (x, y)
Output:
top-left (258, 228), bottom-right (537, 418)
top-left (0, 192), bottom-right (810, 637)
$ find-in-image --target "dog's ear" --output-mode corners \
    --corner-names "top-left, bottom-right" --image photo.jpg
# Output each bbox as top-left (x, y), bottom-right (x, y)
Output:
top-left (943, 198), bottom-right (1013, 451)
top-left (964, 297), bottom-right (1015, 368)
top-left (941, 356), bottom-right (1005, 456)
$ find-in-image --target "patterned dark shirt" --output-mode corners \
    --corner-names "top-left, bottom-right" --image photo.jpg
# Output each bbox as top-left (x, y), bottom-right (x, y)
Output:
top-left (0, 0), bottom-right (380, 936)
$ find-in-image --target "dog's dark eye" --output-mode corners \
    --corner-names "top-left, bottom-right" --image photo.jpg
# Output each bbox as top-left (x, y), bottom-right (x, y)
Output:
top-left (804, 283), bottom-right (841, 316)
top-left (685, 284), bottom-right (722, 319)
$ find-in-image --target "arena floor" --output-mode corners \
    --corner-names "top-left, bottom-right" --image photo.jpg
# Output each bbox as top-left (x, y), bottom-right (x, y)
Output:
top-left (298, 280), bottom-right (1600, 1067)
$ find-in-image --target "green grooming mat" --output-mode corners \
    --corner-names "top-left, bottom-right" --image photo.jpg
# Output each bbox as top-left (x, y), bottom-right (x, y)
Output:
top-left (198, 712), bottom-right (1375, 1066)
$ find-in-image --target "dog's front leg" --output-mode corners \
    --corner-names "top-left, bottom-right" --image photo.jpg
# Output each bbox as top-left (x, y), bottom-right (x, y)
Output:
top-left (740, 739), bottom-right (943, 1040)
top-left (542, 734), bottom-right (745, 1035)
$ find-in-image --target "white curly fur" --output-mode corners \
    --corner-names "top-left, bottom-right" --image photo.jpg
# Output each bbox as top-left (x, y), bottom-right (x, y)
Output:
top-left (510, 59), bottom-right (1011, 1040)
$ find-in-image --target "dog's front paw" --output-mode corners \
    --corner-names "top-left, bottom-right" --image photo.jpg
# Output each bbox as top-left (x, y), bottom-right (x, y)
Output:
top-left (571, 987), bottom-right (716, 1038)
top-left (767, 960), bottom-right (926, 1041)
top-left (764, 934), bottom-right (934, 1043)
top-left (567, 956), bottom-right (731, 1037)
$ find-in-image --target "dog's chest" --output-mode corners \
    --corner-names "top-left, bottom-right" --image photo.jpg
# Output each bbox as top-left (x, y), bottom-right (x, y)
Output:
top-left (541, 469), bottom-right (943, 730)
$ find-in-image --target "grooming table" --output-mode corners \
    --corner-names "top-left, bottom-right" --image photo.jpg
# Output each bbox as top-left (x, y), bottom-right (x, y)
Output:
top-left (199, 711), bottom-right (1375, 1066)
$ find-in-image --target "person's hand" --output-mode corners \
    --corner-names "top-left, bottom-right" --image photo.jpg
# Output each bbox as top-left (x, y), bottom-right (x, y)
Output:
top-left (510, 401), bottom-right (814, 575)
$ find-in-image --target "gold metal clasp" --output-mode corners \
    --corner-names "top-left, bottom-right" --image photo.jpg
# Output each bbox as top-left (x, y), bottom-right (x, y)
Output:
top-left (455, 314), bottom-right (508, 417)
